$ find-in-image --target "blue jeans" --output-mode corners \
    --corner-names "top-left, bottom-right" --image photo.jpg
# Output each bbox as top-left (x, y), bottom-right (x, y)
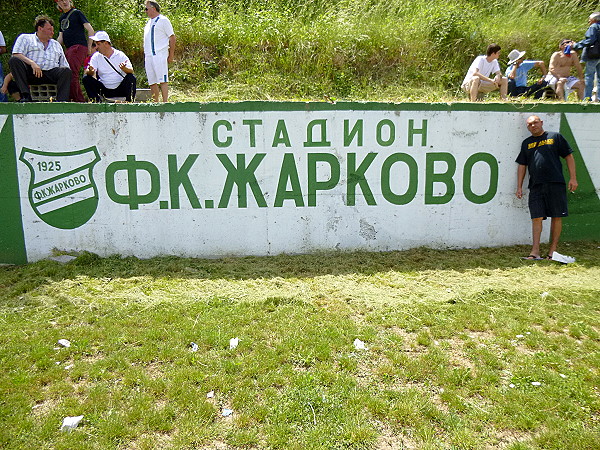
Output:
top-left (583, 58), bottom-right (600, 100)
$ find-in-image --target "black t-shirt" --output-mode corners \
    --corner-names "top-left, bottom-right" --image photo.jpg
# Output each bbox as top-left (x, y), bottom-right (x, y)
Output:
top-left (516, 131), bottom-right (573, 188)
top-left (59, 9), bottom-right (89, 48)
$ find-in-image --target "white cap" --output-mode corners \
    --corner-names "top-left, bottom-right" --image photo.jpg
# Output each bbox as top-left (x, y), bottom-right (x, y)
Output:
top-left (90, 31), bottom-right (111, 43)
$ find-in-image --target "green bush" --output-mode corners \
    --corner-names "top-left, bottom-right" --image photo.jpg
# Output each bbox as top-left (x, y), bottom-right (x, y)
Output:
top-left (0, 0), bottom-right (594, 100)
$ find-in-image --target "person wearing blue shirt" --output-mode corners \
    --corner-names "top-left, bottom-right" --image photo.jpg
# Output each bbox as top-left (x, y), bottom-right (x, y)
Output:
top-left (505, 49), bottom-right (548, 99)
top-left (572, 12), bottom-right (600, 101)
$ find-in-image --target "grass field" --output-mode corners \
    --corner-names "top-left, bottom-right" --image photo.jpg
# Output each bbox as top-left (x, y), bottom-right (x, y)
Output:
top-left (1, 243), bottom-right (599, 448)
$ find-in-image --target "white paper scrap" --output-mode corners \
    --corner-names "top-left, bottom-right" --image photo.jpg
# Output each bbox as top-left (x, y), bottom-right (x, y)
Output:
top-left (353, 338), bottom-right (367, 350)
top-left (60, 415), bottom-right (83, 431)
top-left (57, 339), bottom-right (71, 348)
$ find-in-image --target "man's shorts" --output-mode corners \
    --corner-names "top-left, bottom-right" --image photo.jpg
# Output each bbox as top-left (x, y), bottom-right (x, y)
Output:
top-left (544, 74), bottom-right (580, 95)
top-left (528, 183), bottom-right (569, 219)
top-left (145, 51), bottom-right (169, 85)
top-left (461, 78), bottom-right (498, 94)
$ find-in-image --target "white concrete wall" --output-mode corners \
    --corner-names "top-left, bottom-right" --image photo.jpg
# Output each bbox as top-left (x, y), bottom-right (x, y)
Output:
top-left (7, 106), bottom-right (597, 261)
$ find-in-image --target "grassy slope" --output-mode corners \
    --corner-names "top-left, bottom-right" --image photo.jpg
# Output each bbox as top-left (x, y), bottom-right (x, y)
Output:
top-left (0, 0), bottom-right (596, 101)
top-left (0, 244), bottom-right (598, 448)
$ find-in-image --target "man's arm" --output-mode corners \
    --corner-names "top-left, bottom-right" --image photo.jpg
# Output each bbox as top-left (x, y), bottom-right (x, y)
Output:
top-left (84, 22), bottom-right (95, 53)
top-left (507, 64), bottom-right (518, 80)
top-left (572, 52), bottom-right (584, 80)
top-left (119, 60), bottom-right (134, 74)
top-left (549, 53), bottom-right (560, 78)
top-left (168, 34), bottom-right (175, 64)
top-left (13, 53), bottom-right (43, 77)
top-left (564, 154), bottom-right (578, 192)
top-left (57, 31), bottom-right (63, 46)
top-left (516, 164), bottom-right (527, 199)
top-left (534, 61), bottom-right (547, 78)
top-left (0, 45), bottom-right (6, 55)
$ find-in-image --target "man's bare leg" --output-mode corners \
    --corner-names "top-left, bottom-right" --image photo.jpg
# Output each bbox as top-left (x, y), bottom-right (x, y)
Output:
top-left (556, 79), bottom-right (566, 101)
top-left (499, 77), bottom-right (508, 100)
top-left (160, 82), bottom-right (169, 102)
top-left (530, 217), bottom-right (544, 258)
top-left (469, 76), bottom-right (481, 102)
top-left (574, 81), bottom-right (585, 100)
top-left (150, 84), bottom-right (160, 102)
top-left (548, 217), bottom-right (563, 257)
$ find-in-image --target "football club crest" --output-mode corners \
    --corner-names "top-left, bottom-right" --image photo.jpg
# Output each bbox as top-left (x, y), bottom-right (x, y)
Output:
top-left (19, 147), bottom-right (101, 229)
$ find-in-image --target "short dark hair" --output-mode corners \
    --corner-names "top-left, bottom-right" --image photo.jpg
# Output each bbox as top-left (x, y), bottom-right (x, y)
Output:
top-left (34, 15), bottom-right (54, 31)
top-left (486, 44), bottom-right (501, 56)
top-left (147, 1), bottom-right (160, 12)
top-left (559, 38), bottom-right (572, 47)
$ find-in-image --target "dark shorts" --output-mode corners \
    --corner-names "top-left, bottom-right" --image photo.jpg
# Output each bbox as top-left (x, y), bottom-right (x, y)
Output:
top-left (529, 183), bottom-right (568, 219)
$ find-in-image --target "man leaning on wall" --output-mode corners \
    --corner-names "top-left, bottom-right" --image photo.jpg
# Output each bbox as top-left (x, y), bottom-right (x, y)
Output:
top-left (143, 1), bottom-right (176, 102)
top-left (572, 12), bottom-right (600, 102)
top-left (515, 115), bottom-right (578, 262)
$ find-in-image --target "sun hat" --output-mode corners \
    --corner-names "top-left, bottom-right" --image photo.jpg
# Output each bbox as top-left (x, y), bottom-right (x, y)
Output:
top-left (507, 49), bottom-right (526, 65)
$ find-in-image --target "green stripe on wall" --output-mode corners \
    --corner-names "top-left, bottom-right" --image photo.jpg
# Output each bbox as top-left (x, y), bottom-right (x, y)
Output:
top-left (560, 113), bottom-right (600, 241)
top-left (0, 115), bottom-right (27, 264)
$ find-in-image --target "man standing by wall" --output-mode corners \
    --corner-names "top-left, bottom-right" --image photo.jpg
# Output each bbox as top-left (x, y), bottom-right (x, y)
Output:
top-left (9, 15), bottom-right (71, 102)
top-left (55, 0), bottom-right (95, 102)
top-left (144, 1), bottom-right (175, 102)
top-left (515, 116), bottom-right (578, 261)
top-left (572, 12), bottom-right (600, 101)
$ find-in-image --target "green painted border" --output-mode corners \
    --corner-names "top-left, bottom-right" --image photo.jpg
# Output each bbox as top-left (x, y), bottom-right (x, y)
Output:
top-left (1, 101), bottom-right (600, 114)
top-left (0, 115), bottom-right (27, 264)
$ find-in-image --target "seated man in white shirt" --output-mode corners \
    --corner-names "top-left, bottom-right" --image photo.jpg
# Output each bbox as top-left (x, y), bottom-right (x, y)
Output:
top-left (461, 43), bottom-right (508, 101)
top-left (82, 31), bottom-right (135, 102)
top-left (9, 15), bottom-right (71, 102)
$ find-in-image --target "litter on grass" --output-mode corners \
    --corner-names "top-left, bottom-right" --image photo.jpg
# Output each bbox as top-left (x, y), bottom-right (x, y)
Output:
top-left (190, 342), bottom-right (199, 352)
top-left (541, 292), bottom-right (549, 298)
top-left (57, 339), bottom-right (71, 348)
top-left (229, 338), bottom-right (239, 349)
top-left (516, 334), bottom-right (524, 339)
top-left (551, 252), bottom-right (576, 264)
top-left (60, 415), bottom-right (84, 431)
top-left (531, 381), bottom-right (542, 386)
top-left (222, 409), bottom-right (233, 417)
top-left (207, 391), bottom-right (215, 398)
top-left (353, 338), bottom-right (367, 350)
top-left (509, 384), bottom-right (516, 388)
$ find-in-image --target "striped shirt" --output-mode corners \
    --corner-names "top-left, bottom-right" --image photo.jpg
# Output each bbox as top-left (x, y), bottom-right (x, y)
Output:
top-left (12, 33), bottom-right (70, 70)
top-left (143, 15), bottom-right (174, 56)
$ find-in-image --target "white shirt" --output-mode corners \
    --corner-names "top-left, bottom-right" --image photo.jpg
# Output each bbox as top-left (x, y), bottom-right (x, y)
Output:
top-left (0, 31), bottom-right (5, 47)
top-left (462, 55), bottom-right (501, 87)
top-left (12, 33), bottom-right (70, 70)
top-left (144, 14), bottom-right (174, 55)
top-left (89, 49), bottom-right (132, 89)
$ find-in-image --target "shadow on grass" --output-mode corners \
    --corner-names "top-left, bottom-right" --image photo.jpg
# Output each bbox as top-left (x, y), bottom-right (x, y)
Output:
top-left (1, 241), bottom-right (598, 304)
